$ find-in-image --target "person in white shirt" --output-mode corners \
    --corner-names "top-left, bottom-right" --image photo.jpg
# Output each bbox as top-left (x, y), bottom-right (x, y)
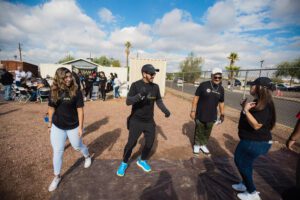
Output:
top-left (113, 73), bottom-right (121, 98)
top-left (15, 66), bottom-right (26, 86)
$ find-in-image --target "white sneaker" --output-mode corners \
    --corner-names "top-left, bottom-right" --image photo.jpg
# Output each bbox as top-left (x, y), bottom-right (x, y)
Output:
top-left (237, 191), bottom-right (261, 200)
top-left (199, 145), bottom-right (210, 154)
top-left (84, 97), bottom-right (87, 101)
top-left (48, 176), bottom-right (61, 192)
top-left (232, 182), bottom-right (247, 192)
top-left (193, 145), bottom-right (200, 154)
top-left (84, 156), bottom-right (92, 168)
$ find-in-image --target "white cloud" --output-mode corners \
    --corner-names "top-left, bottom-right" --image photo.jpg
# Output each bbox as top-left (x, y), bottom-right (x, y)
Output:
top-left (0, 0), bottom-right (298, 72)
top-left (98, 7), bottom-right (116, 23)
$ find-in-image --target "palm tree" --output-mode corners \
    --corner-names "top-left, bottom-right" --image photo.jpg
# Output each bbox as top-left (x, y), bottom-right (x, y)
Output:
top-left (226, 52), bottom-right (240, 89)
top-left (125, 41), bottom-right (132, 67)
top-left (125, 41), bottom-right (132, 82)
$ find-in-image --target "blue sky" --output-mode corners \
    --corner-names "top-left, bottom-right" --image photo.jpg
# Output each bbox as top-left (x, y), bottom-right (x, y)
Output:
top-left (1, 0), bottom-right (300, 71)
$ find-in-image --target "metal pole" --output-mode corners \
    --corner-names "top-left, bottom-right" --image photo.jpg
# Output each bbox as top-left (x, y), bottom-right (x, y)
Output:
top-left (243, 71), bottom-right (249, 99)
top-left (259, 60), bottom-right (264, 77)
top-left (182, 72), bottom-right (184, 98)
top-left (18, 43), bottom-right (22, 61)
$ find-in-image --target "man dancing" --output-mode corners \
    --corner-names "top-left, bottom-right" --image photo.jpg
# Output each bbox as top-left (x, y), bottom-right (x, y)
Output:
top-left (117, 64), bottom-right (170, 176)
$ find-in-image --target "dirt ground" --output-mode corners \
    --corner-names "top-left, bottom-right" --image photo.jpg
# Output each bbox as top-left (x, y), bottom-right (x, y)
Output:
top-left (0, 92), bottom-right (298, 200)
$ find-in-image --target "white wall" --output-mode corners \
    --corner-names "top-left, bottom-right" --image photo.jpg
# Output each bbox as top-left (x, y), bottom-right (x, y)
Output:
top-left (129, 58), bottom-right (167, 97)
top-left (39, 64), bottom-right (72, 78)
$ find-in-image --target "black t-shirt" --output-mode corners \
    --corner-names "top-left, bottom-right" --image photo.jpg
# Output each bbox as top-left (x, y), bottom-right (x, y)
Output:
top-left (1, 71), bottom-right (14, 85)
top-left (85, 77), bottom-right (94, 88)
top-left (195, 81), bottom-right (224, 122)
top-left (238, 102), bottom-right (273, 141)
top-left (48, 90), bottom-right (84, 130)
top-left (128, 79), bottom-right (162, 122)
top-left (99, 77), bottom-right (107, 87)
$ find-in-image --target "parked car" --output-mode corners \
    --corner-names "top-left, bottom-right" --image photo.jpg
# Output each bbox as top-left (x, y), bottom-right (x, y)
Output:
top-left (234, 79), bottom-right (242, 86)
top-left (276, 83), bottom-right (289, 91)
top-left (288, 85), bottom-right (300, 92)
top-left (177, 79), bottom-right (183, 87)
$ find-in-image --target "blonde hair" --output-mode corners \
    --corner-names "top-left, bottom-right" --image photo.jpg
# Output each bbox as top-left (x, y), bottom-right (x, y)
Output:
top-left (50, 67), bottom-right (78, 103)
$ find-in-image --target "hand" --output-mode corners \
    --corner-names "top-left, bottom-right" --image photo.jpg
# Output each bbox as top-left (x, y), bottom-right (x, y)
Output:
top-left (240, 98), bottom-right (247, 108)
top-left (139, 87), bottom-right (148, 97)
top-left (244, 102), bottom-right (256, 112)
top-left (286, 138), bottom-right (296, 150)
top-left (78, 128), bottom-right (83, 137)
top-left (165, 110), bottom-right (171, 118)
top-left (220, 114), bottom-right (225, 123)
top-left (190, 111), bottom-right (195, 120)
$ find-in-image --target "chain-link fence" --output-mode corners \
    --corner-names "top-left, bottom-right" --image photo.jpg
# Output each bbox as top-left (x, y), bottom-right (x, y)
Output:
top-left (166, 68), bottom-right (300, 99)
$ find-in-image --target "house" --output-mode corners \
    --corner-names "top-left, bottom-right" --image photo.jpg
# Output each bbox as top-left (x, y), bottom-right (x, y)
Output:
top-left (0, 60), bottom-right (39, 77)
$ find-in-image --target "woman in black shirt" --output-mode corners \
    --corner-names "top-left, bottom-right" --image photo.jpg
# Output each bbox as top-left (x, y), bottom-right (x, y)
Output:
top-left (47, 67), bottom-right (92, 192)
top-left (232, 77), bottom-right (276, 200)
top-left (99, 71), bottom-right (107, 101)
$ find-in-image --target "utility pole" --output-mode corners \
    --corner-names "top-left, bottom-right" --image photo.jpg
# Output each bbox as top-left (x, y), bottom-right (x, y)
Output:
top-left (259, 60), bottom-right (264, 77)
top-left (18, 42), bottom-right (22, 61)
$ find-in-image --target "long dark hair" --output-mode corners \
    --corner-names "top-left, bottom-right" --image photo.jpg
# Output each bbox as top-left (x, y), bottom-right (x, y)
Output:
top-left (51, 67), bottom-right (78, 103)
top-left (253, 85), bottom-right (276, 129)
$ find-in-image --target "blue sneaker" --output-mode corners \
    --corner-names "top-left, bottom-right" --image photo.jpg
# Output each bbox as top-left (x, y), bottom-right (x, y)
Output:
top-left (117, 162), bottom-right (128, 176)
top-left (136, 158), bottom-right (151, 172)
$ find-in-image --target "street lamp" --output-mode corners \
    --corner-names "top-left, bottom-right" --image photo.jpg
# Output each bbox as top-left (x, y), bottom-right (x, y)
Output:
top-left (259, 60), bottom-right (264, 77)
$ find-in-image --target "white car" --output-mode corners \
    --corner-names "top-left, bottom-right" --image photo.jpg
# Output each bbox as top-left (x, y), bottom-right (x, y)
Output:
top-left (177, 79), bottom-right (183, 87)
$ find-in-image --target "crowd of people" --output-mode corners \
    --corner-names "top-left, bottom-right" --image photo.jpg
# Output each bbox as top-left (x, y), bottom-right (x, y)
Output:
top-left (0, 65), bottom-right (51, 102)
top-left (73, 69), bottom-right (122, 101)
top-left (0, 64), bottom-right (122, 102)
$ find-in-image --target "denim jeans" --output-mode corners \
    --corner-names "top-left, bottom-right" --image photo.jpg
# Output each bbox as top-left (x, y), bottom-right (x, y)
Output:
top-left (114, 86), bottom-right (120, 98)
top-left (234, 139), bottom-right (272, 193)
top-left (50, 124), bottom-right (89, 175)
top-left (4, 85), bottom-right (12, 100)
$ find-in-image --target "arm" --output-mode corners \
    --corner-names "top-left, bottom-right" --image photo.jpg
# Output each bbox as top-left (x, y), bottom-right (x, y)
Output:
top-left (47, 106), bottom-right (54, 133)
top-left (126, 94), bottom-right (142, 105)
top-left (190, 96), bottom-right (199, 120)
top-left (219, 102), bottom-right (225, 122)
top-left (243, 102), bottom-right (263, 130)
top-left (126, 83), bottom-right (144, 106)
top-left (156, 99), bottom-right (170, 117)
top-left (287, 119), bottom-right (300, 150)
top-left (77, 107), bottom-right (84, 137)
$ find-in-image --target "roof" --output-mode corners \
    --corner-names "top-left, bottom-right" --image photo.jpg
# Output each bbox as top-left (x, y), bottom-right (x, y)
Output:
top-left (61, 58), bottom-right (100, 66)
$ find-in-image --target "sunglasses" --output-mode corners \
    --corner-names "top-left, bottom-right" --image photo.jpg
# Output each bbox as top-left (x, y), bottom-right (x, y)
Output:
top-left (214, 76), bottom-right (222, 80)
top-left (147, 73), bottom-right (156, 77)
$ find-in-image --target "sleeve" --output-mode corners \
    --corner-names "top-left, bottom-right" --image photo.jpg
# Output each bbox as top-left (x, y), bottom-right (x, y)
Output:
top-left (195, 84), bottom-right (202, 96)
top-left (126, 82), bottom-right (142, 105)
top-left (219, 87), bottom-right (224, 102)
top-left (48, 92), bottom-right (56, 107)
top-left (156, 85), bottom-right (162, 100)
top-left (76, 90), bottom-right (84, 108)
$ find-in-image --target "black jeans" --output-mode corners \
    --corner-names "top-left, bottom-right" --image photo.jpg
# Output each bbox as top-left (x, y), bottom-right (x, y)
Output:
top-left (123, 118), bottom-right (156, 163)
top-left (100, 86), bottom-right (106, 99)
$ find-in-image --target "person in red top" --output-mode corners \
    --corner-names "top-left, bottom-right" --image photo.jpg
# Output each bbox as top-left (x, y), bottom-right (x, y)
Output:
top-left (286, 111), bottom-right (300, 190)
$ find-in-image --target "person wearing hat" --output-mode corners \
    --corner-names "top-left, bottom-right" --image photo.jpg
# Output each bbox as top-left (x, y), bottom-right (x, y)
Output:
top-left (232, 77), bottom-right (276, 200)
top-left (190, 67), bottom-right (225, 155)
top-left (116, 64), bottom-right (171, 176)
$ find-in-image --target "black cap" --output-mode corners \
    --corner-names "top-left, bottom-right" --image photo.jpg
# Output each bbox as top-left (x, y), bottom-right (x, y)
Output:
top-left (141, 64), bottom-right (159, 74)
top-left (249, 77), bottom-right (273, 87)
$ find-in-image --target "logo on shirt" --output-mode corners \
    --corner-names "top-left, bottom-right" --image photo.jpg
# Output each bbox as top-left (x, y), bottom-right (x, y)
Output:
top-left (206, 88), bottom-right (211, 93)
